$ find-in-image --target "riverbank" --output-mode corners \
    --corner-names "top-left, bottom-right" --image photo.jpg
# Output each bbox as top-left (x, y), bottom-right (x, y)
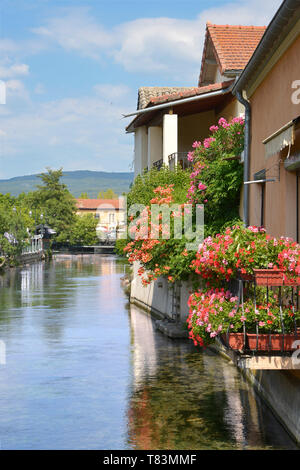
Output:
top-left (210, 340), bottom-right (300, 445)
top-left (129, 261), bottom-right (192, 338)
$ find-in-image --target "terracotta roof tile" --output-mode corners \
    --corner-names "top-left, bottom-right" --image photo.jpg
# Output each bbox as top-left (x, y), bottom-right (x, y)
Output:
top-left (137, 87), bottom-right (196, 109)
top-left (76, 199), bottom-right (120, 210)
top-left (207, 23), bottom-right (266, 72)
top-left (147, 80), bottom-right (234, 106)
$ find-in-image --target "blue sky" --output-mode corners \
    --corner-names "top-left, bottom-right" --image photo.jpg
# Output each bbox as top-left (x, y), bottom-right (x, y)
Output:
top-left (0, 0), bottom-right (281, 178)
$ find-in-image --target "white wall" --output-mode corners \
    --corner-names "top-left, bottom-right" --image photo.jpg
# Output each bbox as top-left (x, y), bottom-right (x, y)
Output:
top-left (130, 262), bottom-right (197, 322)
top-left (148, 126), bottom-right (163, 168)
top-left (163, 114), bottom-right (178, 165)
top-left (134, 126), bottom-right (148, 177)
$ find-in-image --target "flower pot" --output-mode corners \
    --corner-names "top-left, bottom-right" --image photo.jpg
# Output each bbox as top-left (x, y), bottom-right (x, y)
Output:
top-left (221, 333), bottom-right (245, 350)
top-left (283, 277), bottom-right (300, 286)
top-left (253, 268), bottom-right (285, 286)
top-left (247, 333), bottom-right (300, 351)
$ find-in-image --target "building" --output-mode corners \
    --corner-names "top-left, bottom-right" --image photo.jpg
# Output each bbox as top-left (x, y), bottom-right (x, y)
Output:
top-left (233, 0), bottom-right (300, 239)
top-left (75, 198), bottom-right (126, 240)
top-left (125, 23), bottom-right (266, 178)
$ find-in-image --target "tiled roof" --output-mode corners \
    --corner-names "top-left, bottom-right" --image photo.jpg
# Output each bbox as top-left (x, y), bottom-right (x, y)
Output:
top-left (206, 23), bottom-right (266, 74)
top-left (147, 80), bottom-right (234, 106)
top-left (76, 199), bottom-right (121, 210)
top-left (137, 87), bottom-right (196, 109)
top-left (125, 80), bottom-right (234, 132)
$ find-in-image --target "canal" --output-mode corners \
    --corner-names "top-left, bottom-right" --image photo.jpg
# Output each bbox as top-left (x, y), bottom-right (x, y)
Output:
top-left (0, 254), bottom-right (297, 450)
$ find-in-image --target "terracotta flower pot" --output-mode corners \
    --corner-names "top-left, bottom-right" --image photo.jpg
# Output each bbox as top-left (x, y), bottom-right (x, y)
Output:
top-left (253, 268), bottom-right (285, 286)
top-left (283, 277), bottom-right (300, 286)
top-left (222, 333), bottom-right (245, 350)
top-left (247, 333), bottom-right (300, 351)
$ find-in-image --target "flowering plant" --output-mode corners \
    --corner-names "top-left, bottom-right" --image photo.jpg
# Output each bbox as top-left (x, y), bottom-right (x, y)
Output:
top-left (187, 288), bottom-right (238, 346)
top-left (187, 117), bottom-right (244, 235)
top-left (187, 116), bottom-right (244, 169)
top-left (123, 182), bottom-right (196, 285)
top-left (191, 225), bottom-right (300, 283)
top-left (187, 287), bottom-right (300, 346)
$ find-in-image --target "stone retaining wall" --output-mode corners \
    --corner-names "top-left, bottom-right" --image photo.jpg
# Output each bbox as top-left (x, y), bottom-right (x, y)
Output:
top-left (130, 261), bottom-right (194, 322)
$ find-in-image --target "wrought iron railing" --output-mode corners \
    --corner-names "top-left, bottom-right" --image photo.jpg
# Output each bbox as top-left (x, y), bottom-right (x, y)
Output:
top-left (168, 152), bottom-right (192, 169)
top-left (153, 159), bottom-right (163, 170)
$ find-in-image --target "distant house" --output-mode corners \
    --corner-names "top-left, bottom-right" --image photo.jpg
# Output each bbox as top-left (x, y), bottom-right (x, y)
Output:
top-left (233, 0), bottom-right (300, 239)
top-left (75, 198), bottom-right (126, 240)
top-left (125, 23), bottom-right (266, 179)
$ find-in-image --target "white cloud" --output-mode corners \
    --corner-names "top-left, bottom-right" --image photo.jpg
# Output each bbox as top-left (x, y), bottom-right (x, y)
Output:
top-left (0, 0), bottom-right (283, 177)
top-left (5, 79), bottom-right (29, 100)
top-left (32, 8), bottom-right (114, 60)
top-left (30, 0), bottom-right (281, 81)
top-left (0, 60), bottom-right (30, 104)
top-left (0, 63), bottom-right (29, 79)
top-left (0, 84), bottom-right (134, 176)
top-left (114, 17), bottom-right (202, 76)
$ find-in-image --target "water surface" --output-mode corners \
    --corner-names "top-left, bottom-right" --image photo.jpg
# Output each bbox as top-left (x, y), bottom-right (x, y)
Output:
top-left (0, 255), bottom-right (296, 450)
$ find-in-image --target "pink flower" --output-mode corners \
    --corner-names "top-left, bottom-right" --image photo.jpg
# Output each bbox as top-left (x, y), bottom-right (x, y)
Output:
top-left (218, 117), bottom-right (229, 128)
top-left (187, 151), bottom-right (195, 162)
top-left (192, 141), bottom-right (201, 149)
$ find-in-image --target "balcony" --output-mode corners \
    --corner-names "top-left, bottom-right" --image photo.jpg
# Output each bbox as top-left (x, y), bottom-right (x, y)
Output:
top-left (153, 159), bottom-right (163, 170)
top-left (168, 152), bottom-right (193, 170)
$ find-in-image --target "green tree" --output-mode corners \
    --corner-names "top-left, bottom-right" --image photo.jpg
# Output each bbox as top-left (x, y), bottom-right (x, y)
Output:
top-left (126, 166), bottom-right (190, 207)
top-left (0, 196), bottom-right (33, 263)
top-left (32, 168), bottom-right (76, 243)
top-left (69, 214), bottom-right (99, 246)
top-left (79, 192), bottom-right (89, 199)
top-left (97, 188), bottom-right (118, 199)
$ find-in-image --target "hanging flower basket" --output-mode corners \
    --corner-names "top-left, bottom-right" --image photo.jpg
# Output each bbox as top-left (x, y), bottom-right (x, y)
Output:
top-left (221, 333), bottom-right (244, 350)
top-left (253, 268), bottom-right (285, 286)
top-left (222, 332), bottom-right (300, 352)
top-left (283, 276), bottom-right (300, 286)
top-left (247, 333), bottom-right (300, 352)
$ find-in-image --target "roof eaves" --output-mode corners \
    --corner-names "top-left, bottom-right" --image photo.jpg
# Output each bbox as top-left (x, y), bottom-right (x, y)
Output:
top-left (125, 80), bottom-right (234, 132)
top-left (147, 80), bottom-right (234, 107)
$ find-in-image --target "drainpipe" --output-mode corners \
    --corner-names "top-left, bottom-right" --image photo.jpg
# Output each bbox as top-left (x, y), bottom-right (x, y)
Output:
top-left (235, 90), bottom-right (251, 227)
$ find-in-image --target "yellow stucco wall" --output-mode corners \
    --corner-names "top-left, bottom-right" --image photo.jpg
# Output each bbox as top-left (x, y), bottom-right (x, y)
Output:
top-left (216, 98), bottom-right (244, 122)
top-left (248, 33), bottom-right (300, 239)
top-left (76, 209), bottom-right (125, 226)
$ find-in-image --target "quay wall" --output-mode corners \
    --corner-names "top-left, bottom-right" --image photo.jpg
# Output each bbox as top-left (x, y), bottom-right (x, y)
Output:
top-left (210, 340), bottom-right (300, 445)
top-left (130, 262), bottom-right (193, 323)
top-left (130, 264), bottom-right (300, 445)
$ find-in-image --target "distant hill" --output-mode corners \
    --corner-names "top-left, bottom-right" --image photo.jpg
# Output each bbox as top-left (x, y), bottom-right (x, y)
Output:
top-left (0, 170), bottom-right (134, 198)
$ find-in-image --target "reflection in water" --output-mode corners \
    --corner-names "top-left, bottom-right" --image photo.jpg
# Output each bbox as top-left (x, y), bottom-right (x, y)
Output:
top-left (0, 255), bottom-right (296, 450)
top-left (127, 305), bottom-right (297, 450)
